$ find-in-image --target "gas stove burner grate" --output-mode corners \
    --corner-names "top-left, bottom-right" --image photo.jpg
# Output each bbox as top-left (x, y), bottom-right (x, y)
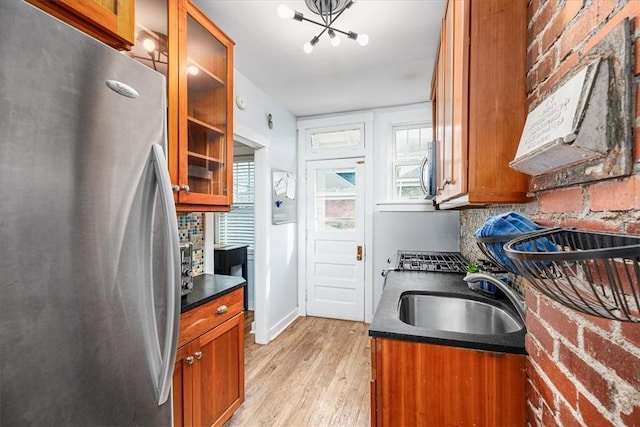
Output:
top-left (396, 251), bottom-right (468, 273)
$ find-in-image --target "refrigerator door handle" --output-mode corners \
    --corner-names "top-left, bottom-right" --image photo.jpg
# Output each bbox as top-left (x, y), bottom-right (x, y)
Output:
top-left (150, 144), bottom-right (181, 405)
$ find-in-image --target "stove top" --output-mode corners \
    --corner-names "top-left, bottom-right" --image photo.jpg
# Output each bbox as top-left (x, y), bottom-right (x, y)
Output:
top-left (395, 251), bottom-right (468, 273)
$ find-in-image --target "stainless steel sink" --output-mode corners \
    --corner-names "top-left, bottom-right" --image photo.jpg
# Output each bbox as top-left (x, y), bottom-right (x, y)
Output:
top-left (398, 293), bottom-right (524, 334)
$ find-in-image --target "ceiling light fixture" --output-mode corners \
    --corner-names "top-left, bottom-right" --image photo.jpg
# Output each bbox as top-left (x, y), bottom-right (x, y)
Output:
top-left (278, 0), bottom-right (368, 54)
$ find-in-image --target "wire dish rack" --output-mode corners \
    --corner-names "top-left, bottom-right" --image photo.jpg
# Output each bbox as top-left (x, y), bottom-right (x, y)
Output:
top-left (502, 228), bottom-right (640, 322)
top-left (476, 234), bottom-right (526, 274)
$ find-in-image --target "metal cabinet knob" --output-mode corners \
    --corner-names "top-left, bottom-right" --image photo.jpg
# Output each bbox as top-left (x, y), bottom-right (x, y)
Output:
top-left (216, 305), bottom-right (228, 315)
top-left (171, 185), bottom-right (180, 192)
top-left (181, 185), bottom-right (190, 193)
top-left (194, 351), bottom-right (202, 360)
top-left (186, 356), bottom-right (194, 365)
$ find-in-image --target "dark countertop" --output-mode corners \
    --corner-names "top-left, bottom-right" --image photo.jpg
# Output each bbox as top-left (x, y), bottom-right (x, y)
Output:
top-left (369, 271), bottom-right (526, 355)
top-left (181, 274), bottom-right (246, 314)
top-left (213, 244), bottom-right (249, 251)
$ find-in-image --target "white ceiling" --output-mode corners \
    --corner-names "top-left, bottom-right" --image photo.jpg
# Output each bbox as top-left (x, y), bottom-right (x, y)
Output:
top-left (192, 0), bottom-right (446, 117)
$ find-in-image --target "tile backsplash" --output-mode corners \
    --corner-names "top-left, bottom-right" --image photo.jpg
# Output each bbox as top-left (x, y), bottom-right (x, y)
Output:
top-left (178, 213), bottom-right (204, 275)
top-left (459, 204), bottom-right (529, 262)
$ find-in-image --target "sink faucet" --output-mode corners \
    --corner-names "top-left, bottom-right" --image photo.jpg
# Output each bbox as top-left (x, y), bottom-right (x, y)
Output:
top-left (463, 272), bottom-right (527, 324)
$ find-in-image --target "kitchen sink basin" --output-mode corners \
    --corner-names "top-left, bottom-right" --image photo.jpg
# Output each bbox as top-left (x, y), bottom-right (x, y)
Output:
top-left (398, 292), bottom-right (523, 334)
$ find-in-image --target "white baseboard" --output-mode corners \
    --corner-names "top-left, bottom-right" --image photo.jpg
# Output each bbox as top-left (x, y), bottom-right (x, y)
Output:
top-left (268, 308), bottom-right (299, 342)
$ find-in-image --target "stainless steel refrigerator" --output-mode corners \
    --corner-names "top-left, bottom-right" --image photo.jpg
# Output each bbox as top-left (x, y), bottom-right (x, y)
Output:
top-left (0, 1), bottom-right (181, 425)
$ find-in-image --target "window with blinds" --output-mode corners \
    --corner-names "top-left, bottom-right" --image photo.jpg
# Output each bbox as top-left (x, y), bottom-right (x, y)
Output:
top-left (216, 159), bottom-right (255, 249)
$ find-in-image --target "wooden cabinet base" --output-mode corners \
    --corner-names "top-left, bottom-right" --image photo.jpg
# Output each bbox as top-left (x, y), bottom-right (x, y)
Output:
top-left (370, 338), bottom-right (526, 426)
top-left (174, 289), bottom-right (245, 427)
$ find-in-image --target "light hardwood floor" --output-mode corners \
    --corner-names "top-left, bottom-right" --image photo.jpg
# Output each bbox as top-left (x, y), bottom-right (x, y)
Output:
top-left (225, 316), bottom-right (371, 427)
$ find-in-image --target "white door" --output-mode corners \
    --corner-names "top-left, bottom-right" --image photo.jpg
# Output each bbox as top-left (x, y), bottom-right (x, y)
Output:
top-left (306, 158), bottom-right (365, 321)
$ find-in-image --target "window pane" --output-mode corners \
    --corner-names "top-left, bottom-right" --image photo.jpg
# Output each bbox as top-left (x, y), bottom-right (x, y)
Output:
top-left (310, 129), bottom-right (361, 150)
top-left (315, 168), bottom-right (356, 232)
top-left (392, 125), bottom-right (432, 200)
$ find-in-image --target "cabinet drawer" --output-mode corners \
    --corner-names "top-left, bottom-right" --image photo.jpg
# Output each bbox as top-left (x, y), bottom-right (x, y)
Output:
top-left (178, 288), bottom-right (243, 348)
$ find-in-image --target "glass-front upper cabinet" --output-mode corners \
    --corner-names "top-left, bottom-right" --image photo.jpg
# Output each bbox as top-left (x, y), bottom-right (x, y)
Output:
top-left (128, 0), bottom-right (234, 211)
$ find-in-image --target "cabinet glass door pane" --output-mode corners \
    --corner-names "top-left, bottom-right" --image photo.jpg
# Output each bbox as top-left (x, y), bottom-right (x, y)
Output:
top-left (186, 14), bottom-right (228, 197)
top-left (128, 1), bottom-right (168, 82)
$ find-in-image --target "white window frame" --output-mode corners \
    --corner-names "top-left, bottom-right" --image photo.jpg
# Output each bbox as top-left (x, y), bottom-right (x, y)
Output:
top-left (375, 106), bottom-right (435, 212)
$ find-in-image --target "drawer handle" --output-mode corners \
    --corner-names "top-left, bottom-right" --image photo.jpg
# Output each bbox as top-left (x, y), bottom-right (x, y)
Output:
top-left (194, 351), bottom-right (202, 360)
top-left (186, 356), bottom-right (194, 365)
top-left (216, 305), bottom-right (228, 315)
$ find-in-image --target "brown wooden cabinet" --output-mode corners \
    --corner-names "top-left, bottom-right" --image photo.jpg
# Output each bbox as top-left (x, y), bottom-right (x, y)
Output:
top-left (432, 0), bottom-right (528, 209)
top-left (174, 288), bottom-right (245, 427)
top-left (28, 0), bottom-right (134, 50)
top-left (370, 337), bottom-right (526, 426)
top-left (129, 0), bottom-right (234, 212)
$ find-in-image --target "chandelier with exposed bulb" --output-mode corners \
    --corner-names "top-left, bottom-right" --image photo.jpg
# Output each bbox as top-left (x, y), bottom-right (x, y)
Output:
top-left (277, 0), bottom-right (369, 54)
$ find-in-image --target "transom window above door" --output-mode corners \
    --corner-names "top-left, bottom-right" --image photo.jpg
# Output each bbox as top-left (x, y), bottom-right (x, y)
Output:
top-left (306, 123), bottom-right (365, 160)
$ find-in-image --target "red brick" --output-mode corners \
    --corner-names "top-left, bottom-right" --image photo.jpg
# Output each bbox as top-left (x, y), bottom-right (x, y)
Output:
top-left (634, 124), bottom-right (640, 162)
top-left (558, 343), bottom-right (611, 410)
top-left (538, 53), bottom-right (579, 97)
top-left (541, 0), bottom-right (583, 53)
top-left (559, 0), bottom-right (618, 60)
top-left (583, 329), bottom-right (640, 389)
top-left (527, 402), bottom-right (542, 427)
top-left (620, 404), bottom-right (640, 427)
top-left (542, 402), bottom-right (559, 427)
top-left (528, 359), bottom-right (557, 412)
top-left (575, 311), bottom-right (613, 332)
top-left (539, 187), bottom-right (583, 213)
top-left (577, 393), bottom-right (614, 427)
top-left (539, 298), bottom-right (579, 345)
top-left (588, 176), bottom-right (640, 212)
top-left (621, 322), bottom-right (640, 348)
top-left (627, 221), bottom-right (640, 235)
top-left (636, 40), bottom-right (640, 76)
top-left (538, 348), bottom-right (578, 409)
top-left (532, 0), bottom-right (557, 43)
top-left (527, 312), bottom-right (556, 354)
top-left (536, 49), bottom-right (558, 84)
top-left (527, 69), bottom-right (539, 94)
top-left (527, 39), bottom-right (540, 72)
top-left (558, 401), bottom-right (580, 426)
top-left (526, 288), bottom-right (540, 314)
top-left (559, 218), bottom-right (621, 233)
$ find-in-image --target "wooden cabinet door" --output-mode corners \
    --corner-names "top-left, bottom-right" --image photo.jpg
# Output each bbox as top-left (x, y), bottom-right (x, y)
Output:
top-left (192, 313), bottom-right (244, 427)
top-left (28, 0), bottom-right (134, 50)
top-left (437, 0), bottom-right (468, 203)
top-left (173, 344), bottom-right (194, 427)
top-left (175, 0), bottom-right (234, 210)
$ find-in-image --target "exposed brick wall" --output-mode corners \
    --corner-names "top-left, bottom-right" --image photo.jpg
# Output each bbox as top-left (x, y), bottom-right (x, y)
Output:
top-left (525, 1), bottom-right (640, 426)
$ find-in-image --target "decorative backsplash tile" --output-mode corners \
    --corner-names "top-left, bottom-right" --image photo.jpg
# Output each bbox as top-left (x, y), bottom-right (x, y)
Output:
top-left (178, 213), bottom-right (205, 276)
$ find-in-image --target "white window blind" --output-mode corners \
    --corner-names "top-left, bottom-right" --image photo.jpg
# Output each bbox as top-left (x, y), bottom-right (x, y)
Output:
top-left (216, 160), bottom-right (255, 249)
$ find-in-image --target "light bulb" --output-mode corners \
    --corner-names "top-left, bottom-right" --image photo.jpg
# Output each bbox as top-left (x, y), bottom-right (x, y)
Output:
top-left (277, 4), bottom-right (295, 19)
top-left (187, 65), bottom-right (199, 76)
top-left (328, 29), bottom-right (341, 47)
top-left (357, 33), bottom-right (369, 46)
top-left (303, 42), bottom-right (314, 54)
top-left (142, 38), bottom-right (156, 52)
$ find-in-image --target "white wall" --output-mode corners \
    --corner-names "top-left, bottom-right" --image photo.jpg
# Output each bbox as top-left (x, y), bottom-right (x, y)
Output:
top-left (234, 70), bottom-right (299, 341)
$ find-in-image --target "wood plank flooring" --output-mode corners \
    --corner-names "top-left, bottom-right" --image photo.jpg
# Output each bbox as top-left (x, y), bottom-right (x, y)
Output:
top-left (225, 316), bottom-right (371, 427)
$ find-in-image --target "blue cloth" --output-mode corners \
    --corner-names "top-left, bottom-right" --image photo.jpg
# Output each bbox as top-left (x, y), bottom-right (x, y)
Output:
top-left (475, 212), bottom-right (547, 271)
